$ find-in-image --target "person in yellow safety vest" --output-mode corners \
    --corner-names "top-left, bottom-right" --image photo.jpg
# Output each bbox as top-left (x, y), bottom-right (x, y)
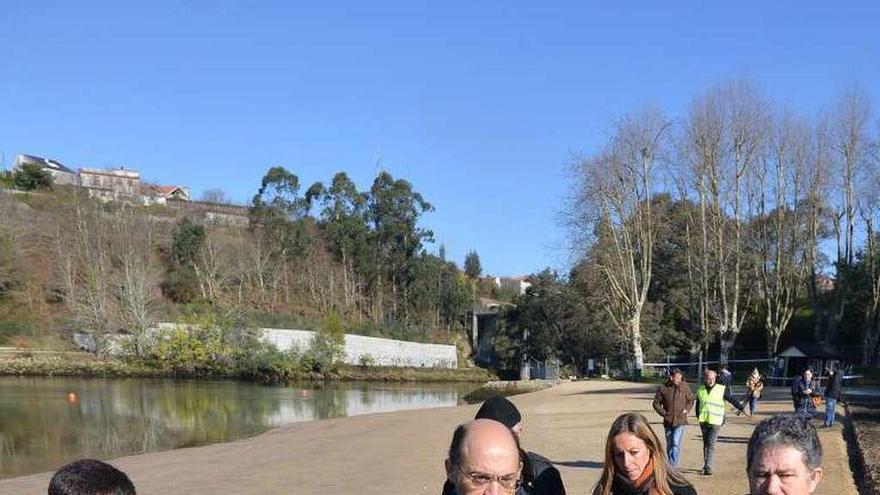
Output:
top-left (695, 369), bottom-right (749, 476)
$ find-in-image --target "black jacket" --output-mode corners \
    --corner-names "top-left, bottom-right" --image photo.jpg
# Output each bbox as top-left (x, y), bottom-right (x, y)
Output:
top-left (442, 450), bottom-right (565, 495)
top-left (591, 472), bottom-right (697, 495)
top-left (522, 451), bottom-right (566, 495)
top-left (824, 371), bottom-right (843, 401)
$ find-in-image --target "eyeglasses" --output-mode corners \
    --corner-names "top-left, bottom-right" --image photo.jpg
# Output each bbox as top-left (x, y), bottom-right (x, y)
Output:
top-left (460, 469), bottom-right (522, 491)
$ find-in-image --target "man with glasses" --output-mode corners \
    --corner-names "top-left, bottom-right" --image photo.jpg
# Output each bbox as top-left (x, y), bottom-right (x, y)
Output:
top-left (443, 397), bottom-right (565, 495)
top-left (445, 419), bottom-right (524, 494)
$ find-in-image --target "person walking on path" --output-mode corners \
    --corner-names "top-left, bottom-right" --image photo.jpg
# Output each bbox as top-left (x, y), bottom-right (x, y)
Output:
top-left (652, 368), bottom-right (695, 467)
top-left (745, 368), bottom-right (765, 415)
top-left (823, 364), bottom-right (844, 427)
top-left (792, 368), bottom-right (819, 418)
top-left (719, 365), bottom-right (733, 388)
top-left (695, 369), bottom-right (749, 476)
top-left (592, 412), bottom-right (697, 495)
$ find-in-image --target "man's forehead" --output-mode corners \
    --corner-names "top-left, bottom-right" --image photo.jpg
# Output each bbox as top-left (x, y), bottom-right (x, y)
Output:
top-left (461, 439), bottom-right (519, 468)
top-left (462, 441), bottom-right (518, 459)
top-left (751, 445), bottom-right (808, 472)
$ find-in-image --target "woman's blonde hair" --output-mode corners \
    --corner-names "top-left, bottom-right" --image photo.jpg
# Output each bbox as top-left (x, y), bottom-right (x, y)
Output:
top-left (595, 412), bottom-right (692, 495)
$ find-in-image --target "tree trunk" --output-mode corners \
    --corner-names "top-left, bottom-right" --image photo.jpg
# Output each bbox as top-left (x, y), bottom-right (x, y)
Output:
top-left (631, 312), bottom-right (644, 375)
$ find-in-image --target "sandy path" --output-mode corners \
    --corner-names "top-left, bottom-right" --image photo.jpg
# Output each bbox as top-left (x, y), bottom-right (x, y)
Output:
top-left (0, 380), bottom-right (856, 494)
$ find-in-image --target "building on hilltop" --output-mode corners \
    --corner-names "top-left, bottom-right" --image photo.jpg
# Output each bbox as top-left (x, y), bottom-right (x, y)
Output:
top-left (14, 152), bottom-right (251, 226)
top-left (164, 199), bottom-right (249, 227)
top-left (141, 183), bottom-right (191, 205)
top-left (78, 167), bottom-right (142, 202)
top-left (493, 276), bottom-right (531, 296)
top-left (12, 154), bottom-right (78, 185)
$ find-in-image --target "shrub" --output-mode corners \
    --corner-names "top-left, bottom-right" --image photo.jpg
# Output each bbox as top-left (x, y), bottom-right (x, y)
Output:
top-left (358, 353), bottom-right (376, 367)
top-left (0, 171), bottom-right (13, 189)
top-left (12, 163), bottom-right (53, 191)
top-left (0, 320), bottom-right (27, 345)
top-left (309, 312), bottom-right (346, 372)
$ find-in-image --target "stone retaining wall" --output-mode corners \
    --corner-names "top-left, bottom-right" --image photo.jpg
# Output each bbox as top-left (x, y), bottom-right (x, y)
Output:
top-left (261, 328), bottom-right (457, 368)
top-left (73, 325), bottom-right (458, 369)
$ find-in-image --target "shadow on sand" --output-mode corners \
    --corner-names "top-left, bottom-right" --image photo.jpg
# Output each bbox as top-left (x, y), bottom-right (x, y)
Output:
top-left (565, 386), bottom-right (658, 397)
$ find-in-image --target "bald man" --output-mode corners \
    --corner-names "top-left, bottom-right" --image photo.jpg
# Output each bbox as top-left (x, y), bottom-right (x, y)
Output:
top-left (696, 369), bottom-right (749, 475)
top-left (445, 419), bottom-right (524, 495)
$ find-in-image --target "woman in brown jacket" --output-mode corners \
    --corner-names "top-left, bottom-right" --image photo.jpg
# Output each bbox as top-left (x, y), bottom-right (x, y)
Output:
top-left (745, 368), bottom-right (764, 415)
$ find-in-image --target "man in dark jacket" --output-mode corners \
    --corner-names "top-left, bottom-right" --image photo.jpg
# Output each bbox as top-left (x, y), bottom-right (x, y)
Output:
top-left (442, 396), bottom-right (566, 495)
top-left (823, 364), bottom-right (844, 427)
top-left (792, 368), bottom-right (818, 418)
top-left (719, 364), bottom-right (733, 389)
top-left (652, 368), bottom-right (695, 467)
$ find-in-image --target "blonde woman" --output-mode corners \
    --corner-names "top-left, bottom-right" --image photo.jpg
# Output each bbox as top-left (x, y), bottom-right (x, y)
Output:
top-left (745, 368), bottom-right (764, 415)
top-left (593, 412), bottom-right (697, 495)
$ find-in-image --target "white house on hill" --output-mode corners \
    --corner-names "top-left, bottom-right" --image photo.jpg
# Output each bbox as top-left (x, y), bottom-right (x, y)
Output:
top-left (13, 154), bottom-right (78, 185)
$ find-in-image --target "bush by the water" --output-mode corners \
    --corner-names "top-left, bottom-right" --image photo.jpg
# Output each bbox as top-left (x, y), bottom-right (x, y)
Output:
top-left (124, 312), bottom-right (349, 382)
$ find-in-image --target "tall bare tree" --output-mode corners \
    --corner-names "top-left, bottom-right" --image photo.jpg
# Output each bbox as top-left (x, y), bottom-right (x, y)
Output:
top-left (571, 107), bottom-right (670, 375)
top-left (65, 192), bottom-right (114, 336)
top-left (803, 119), bottom-right (833, 341)
top-left (679, 79), bottom-right (769, 363)
top-left (827, 86), bottom-right (874, 343)
top-left (112, 207), bottom-right (159, 356)
top-left (751, 111), bottom-right (813, 356)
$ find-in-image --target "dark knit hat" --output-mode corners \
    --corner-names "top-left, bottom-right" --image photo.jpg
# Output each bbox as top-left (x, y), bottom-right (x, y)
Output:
top-left (475, 396), bottom-right (522, 428)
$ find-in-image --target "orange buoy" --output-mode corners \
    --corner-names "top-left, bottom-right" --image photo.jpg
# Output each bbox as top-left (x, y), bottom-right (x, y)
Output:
top-left (67, 392), bottom-right (78, 404)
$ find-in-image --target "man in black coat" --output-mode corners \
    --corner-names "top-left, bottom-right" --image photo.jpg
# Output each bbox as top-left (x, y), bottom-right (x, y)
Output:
top-left (442, 396), bottom-right (566, 495)
top-left (823, 364), bottom-right (844, 427)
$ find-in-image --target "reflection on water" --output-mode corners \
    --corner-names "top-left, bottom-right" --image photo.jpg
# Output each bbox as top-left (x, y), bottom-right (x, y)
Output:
top-left (0, 376), bottom-right (478, 479)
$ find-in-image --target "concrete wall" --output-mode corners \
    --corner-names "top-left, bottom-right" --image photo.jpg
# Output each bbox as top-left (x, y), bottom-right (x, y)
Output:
top-left (261, 328), bottom-right (457, 368)
top-left (73, 325), bottom-right (457, 369)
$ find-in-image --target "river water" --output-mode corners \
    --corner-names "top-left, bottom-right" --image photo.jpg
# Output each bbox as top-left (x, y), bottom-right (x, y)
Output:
top-left (0, 376), bottom-right (480, 479)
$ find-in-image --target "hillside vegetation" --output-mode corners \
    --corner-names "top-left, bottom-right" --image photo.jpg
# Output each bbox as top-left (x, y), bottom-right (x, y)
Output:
top-left (0, 167), bottom-right (478, 358)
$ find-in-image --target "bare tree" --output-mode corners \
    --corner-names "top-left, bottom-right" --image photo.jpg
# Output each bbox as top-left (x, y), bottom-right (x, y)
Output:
top-left (853, 96), bottom-right (880, 365)
top-left (201, 188), bottom-right (232, 204)
top-left (803, 119), bottom-right (833, 341)
top-left (679, 79), bottom-right (769, 363)
top-left (571, 107), bottom-right (670, 375)
top-left (66, 192), bottom-right (114, 336)
top-left (751, 110), bottom-right (813, 356)
top-left (827, 86), bottom-right (874, 343)
top-left (111, 207), bottom-right (160, 356)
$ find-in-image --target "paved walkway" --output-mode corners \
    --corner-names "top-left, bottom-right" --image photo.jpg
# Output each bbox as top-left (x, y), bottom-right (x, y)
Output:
top-left (0, 380), bottom-right (857, 494)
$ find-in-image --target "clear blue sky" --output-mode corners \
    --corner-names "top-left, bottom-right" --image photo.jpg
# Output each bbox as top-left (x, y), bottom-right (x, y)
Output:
top-left (1, 2), bottom-right (878, 276)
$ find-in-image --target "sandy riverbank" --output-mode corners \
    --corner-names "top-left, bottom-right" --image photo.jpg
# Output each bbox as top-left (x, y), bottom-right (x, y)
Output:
top-left (0, 380), bottom-right (856, 494)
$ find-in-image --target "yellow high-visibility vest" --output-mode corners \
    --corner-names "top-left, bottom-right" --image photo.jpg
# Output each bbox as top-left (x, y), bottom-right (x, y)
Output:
top-left (697, 384), bottom-right (726, 425)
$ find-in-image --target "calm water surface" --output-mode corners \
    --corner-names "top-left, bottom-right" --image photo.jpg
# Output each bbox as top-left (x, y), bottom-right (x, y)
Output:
top-left (0, 376), bottom-right (479, 479)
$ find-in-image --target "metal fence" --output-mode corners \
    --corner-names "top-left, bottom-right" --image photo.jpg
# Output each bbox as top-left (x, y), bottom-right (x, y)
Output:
top-left (642, 357), bottom-right (776, 383)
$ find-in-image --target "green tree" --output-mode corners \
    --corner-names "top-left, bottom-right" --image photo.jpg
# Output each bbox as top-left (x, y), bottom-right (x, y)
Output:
top-left (161, 218), bottom-right (206, 303)
top-left (313, 172), bottom-right (370, 311)
top-left (248, 166), bottom-right (314, 308)
top-left (495, 268), bottom-right (621, 373)
top-left (367, 171), bottom-right (434, 323)
top-left (310, 312), bottom-right (346, 372)
top-left (12, 163), bottom-right (53, 191)
top-left (464, 250), bottom-right (482, 279)
top-left (249, 166), bottom-right (312, 261)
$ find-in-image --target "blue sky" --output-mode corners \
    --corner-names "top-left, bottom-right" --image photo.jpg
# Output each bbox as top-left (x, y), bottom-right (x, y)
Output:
top-left (1, 2), bottom-right (878, 276)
